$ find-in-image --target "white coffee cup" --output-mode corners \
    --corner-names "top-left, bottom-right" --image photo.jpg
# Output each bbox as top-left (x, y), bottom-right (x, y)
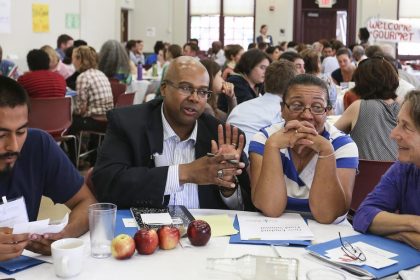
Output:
top-left (51, 238), bottom-right (85, 278)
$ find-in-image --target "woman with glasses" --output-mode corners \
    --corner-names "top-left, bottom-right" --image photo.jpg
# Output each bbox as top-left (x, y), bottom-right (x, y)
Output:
top-left (335, 56), bottom-right (400, 161)
top-left (201, 59), bottom-right (236, 122)
top-left (249, 74), bottom-right (358, 224)
top-left (353, 90), bottom-right (420, 250)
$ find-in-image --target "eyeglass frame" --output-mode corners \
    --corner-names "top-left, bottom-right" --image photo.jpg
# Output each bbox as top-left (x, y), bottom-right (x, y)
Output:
top-left (163, 80), bottom-right (212, 99)
top-left (338, 232), bottom-right (367, 262)
top-left (281, 101), bottom-right (332, 115)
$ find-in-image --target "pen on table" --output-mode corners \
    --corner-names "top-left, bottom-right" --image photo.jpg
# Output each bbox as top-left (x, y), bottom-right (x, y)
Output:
top-left (271, 244), bottom-right (282, 258)
top-left (206, 153), bottom-right (239, 164)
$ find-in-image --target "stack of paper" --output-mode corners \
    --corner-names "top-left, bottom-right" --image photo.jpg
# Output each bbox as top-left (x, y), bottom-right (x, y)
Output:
top-left (325, 241), bottom-right (398, 269)
top-left (237, 213), bottom-right (314, 241)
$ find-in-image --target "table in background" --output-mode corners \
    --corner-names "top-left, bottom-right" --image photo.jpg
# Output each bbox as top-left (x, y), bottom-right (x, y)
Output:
top-left (4, 209), bottom-right (416, 280)
top-left (127, 78), bottom-right (161, 105)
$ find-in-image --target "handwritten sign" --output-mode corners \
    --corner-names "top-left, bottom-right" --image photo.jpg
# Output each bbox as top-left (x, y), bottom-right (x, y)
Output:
top-left (32, 3), bottom-right (49, 32)
top-left (367, 18), bottom-right (420, 43)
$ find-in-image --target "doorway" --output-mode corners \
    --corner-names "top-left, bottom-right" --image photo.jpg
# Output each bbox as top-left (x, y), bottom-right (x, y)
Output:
top-left (293, 0), bottom-right (356, 45)
top-left (121, 9), bottom-right (128, 42)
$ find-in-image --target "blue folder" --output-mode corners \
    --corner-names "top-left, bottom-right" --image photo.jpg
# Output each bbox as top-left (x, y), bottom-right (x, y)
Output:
top-left (306, 234), bottom-right (420, 279)
top-left (115, 209), bottom-right (138, 236)
top-left (0, 255), bottom-right (46, 275)
top-left (229, 215), bottom-right (312, 247)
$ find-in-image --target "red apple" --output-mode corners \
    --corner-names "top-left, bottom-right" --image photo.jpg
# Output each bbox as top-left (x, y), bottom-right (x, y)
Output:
top-left (187, 220), bottom-right (211, 246)
top-left (111, 234), bottom-right (135, 260)
top-left (134, 228), bottom-right (159, 255)
top-left (157, 225), bottom-right (180, 250)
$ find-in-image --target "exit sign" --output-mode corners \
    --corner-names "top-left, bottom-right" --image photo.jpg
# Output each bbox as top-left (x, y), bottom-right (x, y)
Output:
top-left (317, 0), bottom-right (336, 8)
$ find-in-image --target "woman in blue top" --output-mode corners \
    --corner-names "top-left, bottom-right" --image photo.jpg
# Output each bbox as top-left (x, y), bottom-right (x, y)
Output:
top-left (353, 90), bottom-right (420, 250)
top-left (249, 74), bottom-right (359, 224)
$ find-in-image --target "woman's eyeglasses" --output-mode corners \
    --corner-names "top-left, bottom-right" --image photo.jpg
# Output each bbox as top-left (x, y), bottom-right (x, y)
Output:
top-left (339, 232), bottom-right (367, 262)
top-left (282, 102), bottom-right (332, 115)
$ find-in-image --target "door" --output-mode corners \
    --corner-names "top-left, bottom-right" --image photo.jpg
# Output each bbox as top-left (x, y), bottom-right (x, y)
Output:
top-left (293, 0), bottom-right (357, 45)
top-left (121, 9), bottom-right (128, 42)
top-left (302, 10), bottom-right (337, 44)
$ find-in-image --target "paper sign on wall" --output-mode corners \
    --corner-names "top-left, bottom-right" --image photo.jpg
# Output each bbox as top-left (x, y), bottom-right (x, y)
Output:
top-left (367, 18), bottom-right (420, 43)
top-left (146, 27), bottom-right (156, 37)
top-left (32, 3), bottom-right (49, 32)
top-left (66, 13), bottom-right (80, 29)
top-left (0, 0), bottom-right (11, 33)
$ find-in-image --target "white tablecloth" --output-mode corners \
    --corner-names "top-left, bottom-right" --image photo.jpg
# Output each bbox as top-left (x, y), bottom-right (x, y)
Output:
top-left (5, 209), bottom-right (417, 280)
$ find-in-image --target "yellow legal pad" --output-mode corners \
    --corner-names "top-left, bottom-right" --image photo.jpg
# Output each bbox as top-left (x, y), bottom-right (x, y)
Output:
top-left (194, 214), bottom-right (238, 237)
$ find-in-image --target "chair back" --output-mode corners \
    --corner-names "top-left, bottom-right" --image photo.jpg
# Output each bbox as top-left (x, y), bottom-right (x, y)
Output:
top-left (28, 97), bottom-right (72, 139)
top-left (351, 159), bottom-right (394, 212)
top-left (109, 78), bottom-right (127, 106)
top-left (116, 92), bottom-right (135, 108)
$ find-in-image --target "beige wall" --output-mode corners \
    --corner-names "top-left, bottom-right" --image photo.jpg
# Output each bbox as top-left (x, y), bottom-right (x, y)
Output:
top-left (255, 0), bottom-right (294, 46)
top-left (356, 0), bottom-right (398, 30)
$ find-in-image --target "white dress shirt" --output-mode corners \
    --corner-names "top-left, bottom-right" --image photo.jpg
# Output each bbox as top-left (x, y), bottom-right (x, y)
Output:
top-left (160, 106), bottom-right (243, 209)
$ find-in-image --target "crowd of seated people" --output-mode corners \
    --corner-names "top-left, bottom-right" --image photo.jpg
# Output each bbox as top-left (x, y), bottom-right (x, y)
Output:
top-left (1, 31), bottom-right (420, 265)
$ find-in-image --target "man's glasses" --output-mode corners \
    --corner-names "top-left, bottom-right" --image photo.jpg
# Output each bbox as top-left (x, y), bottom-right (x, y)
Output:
top-left (339, 232), bottom-right (366, 262)
top-left (282, 102), bottom-right (331, 115)
top-left (164, 80), bottom-right (212, 99)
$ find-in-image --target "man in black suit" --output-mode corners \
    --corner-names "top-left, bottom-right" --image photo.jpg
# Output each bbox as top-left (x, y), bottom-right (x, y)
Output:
top-left (92, 56), bottom-right (253, 210)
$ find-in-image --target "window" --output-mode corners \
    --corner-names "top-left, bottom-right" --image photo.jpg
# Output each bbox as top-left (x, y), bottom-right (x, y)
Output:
top-left (189, 0), bottom-right (255, 51)
top-left (398, 0), bottom-right (420, 58)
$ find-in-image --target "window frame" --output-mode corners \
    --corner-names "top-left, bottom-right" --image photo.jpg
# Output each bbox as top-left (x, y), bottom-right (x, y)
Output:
top-left (187, 0), bottom-right (256, 49)
top-left (397, 0), bottom-right (420, 60)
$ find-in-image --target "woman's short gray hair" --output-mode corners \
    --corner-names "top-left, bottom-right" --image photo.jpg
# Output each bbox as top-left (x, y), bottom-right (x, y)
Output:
top-left (403, 90), bottom-right (420, 130)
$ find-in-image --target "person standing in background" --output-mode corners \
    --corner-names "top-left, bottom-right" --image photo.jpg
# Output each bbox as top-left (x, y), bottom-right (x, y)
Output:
top-left (256, 24), bottom-right (273, 46)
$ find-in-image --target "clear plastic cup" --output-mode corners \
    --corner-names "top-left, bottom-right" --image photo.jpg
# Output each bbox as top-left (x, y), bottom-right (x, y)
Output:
top-left (88, 203), bottom-right (117, 258)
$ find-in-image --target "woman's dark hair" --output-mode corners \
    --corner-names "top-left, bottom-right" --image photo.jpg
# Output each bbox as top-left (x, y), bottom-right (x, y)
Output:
top-left (266, 46), bottom-right (281, 55)
top-left (330, 39), bottom-right (345, 51)
top-left (63, 46), bottom-right (74, 65)
top-left (279, 51), bottom-right (302, 63)
top-left (166, 44), bottom-right (182, 60)
top-left (365, 45), bottom-right (384, 58)
top-left (359, 27), bottom-right (370, 41)
top-left (27, 49), bottom-right (50, 71)
top-left (234, 49), bottom-right (270, 76)
top-left (336, 47), bottom-right (352, 58)
top-left (247, 43), bottom-right (256, 50)
top-left (200, 59), bottom-right (221, 116)
top-left (300, 49), bottom-right (321, 74)
top-left (353, 56), bottom-right (398, 100)
top-left (126, 40), bottom-right (137, 52)
top-left (284, 74), bottom-right (330, 106)
top-left (224, 44), bottom-right (243, 61)
top-left (153, 41), bottom-right (165, 54)
top-left (403, 90), bottom-right (420, 130)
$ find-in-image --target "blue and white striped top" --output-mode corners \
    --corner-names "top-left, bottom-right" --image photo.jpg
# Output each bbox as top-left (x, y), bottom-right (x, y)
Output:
top-left (249, 121), bottom-right (359, 214)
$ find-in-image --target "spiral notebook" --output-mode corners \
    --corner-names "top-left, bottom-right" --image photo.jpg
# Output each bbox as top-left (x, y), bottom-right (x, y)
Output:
top-left (130, 205), bottom-right (195, 229)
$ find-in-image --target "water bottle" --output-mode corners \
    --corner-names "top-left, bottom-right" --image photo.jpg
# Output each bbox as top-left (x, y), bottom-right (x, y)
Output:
top-left (152, 63), bottom-right (158, 77)
top-left (137, 63), bottom-right (143, 80)
top-left (206, 254), bottom-right (298, 280)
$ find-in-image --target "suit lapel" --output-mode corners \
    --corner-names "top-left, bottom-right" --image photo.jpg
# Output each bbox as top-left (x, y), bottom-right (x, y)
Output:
top-left (146, 101), bottom-right (164, 158)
